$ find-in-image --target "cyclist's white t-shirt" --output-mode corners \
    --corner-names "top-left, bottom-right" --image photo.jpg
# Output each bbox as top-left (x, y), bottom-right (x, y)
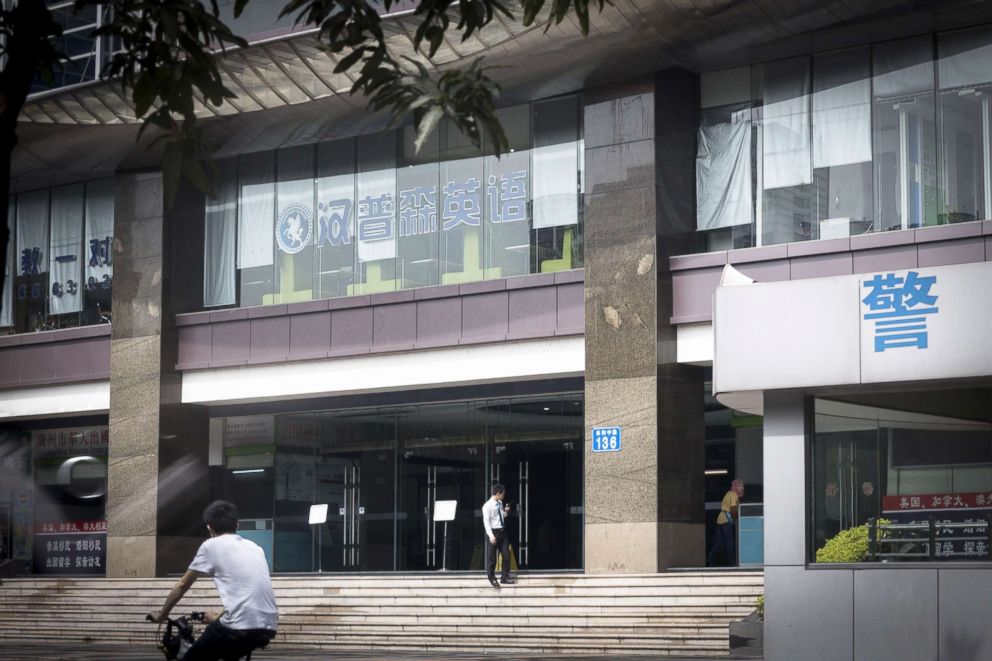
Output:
top-left (189, 534), bottom-right (278, 631)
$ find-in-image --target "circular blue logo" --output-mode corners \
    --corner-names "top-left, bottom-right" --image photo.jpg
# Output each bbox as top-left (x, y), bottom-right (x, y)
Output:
top-left (276, 202), bottom-right (313, 254)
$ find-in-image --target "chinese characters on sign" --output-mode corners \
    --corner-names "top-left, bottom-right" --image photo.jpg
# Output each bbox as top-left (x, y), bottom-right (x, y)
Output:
top-left (862, 271), bottom-right (939, 352)
top-left (591, 427), bottom-right (622, 453)
top-left (882, 493), bottom-right (991, 559)
top-left (277, 171), bottom-right (529, 255)
top-left (33, 520), bottom-right (107, 575)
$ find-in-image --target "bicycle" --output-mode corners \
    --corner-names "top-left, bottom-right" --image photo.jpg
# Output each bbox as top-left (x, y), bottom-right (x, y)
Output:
top-left (146, 612), bottom-right (273, 661)
top-left (147, 611), bottom-right (204, 660)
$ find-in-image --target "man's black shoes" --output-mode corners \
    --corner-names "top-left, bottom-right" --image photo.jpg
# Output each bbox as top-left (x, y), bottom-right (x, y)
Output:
top-left (489, 578), bottom-right (501, 588)
top-left (500, 577), bottom-right (515, 585)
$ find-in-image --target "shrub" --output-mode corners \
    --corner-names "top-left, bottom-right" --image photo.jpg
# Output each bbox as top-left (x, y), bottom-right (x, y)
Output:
top-left (815, 520), bottom-right (890, 563)
top-left (755, 595), bottom-right (764, 619)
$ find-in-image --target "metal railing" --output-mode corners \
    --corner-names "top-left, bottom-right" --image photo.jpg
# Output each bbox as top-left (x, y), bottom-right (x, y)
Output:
top-left (868, 515), bottom-right (992, 561)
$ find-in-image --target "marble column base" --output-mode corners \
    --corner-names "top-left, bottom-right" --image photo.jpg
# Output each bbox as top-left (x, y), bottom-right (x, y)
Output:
top-left (106, 535), bottom-right (156, 577)
top-left (585, 521), bottom-right (659, 573)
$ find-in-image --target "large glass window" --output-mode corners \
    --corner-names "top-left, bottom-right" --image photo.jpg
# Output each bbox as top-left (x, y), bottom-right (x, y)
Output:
top-left (938, 26), bottom-right (992, 224)
top-left (209, 393), bottom-right (584, 573)
top-left (203, 96), bottom-right (584, 310)
top-left (812, 394), bottom-right (992, 563)
top-left (695, 29), bottom-right (992, 251)
top-left (0, 424), bottom-right (109, 575)
top-left (2, 180), bottom-right (114, 334)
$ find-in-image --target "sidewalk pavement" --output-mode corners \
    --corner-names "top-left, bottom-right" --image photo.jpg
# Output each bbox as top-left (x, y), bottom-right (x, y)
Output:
top-left (0, 643), bottom-right (761, 661)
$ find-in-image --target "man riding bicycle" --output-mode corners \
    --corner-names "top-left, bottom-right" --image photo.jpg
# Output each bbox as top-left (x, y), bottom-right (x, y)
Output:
top-left (149, 500), bottom-right (278, 661)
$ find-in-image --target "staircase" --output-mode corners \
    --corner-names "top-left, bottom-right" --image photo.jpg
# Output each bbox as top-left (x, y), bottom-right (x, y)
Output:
top-left (0, 572), bottom-right (762, 656)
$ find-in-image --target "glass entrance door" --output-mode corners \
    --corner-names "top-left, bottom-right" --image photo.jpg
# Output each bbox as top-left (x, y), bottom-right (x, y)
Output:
top-left (317, 412), bottom-right (395, 572)
top-left (397, 402), bottom-right (485, 571)
top-left (491, 396), bottom-right (583, 570)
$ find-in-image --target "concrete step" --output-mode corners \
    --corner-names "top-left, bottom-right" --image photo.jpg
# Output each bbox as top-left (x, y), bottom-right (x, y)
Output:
top-left (0, 572), bottom-right (764, 656)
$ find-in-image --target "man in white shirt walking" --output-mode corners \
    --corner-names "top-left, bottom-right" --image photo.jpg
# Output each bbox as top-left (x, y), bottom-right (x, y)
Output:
top-left (149, 500), bottom-right (278, 660)
top-left (482, 483), bottom-right (514, 588)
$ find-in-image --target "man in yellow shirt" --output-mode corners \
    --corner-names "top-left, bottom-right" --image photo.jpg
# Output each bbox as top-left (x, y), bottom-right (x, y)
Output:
top-left (707, 479), bottom-right (744, 567)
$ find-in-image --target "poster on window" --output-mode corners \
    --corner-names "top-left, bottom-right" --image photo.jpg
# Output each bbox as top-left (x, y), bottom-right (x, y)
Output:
top-left (84, 179), bottom-right (115, 299)
top-left (33, 520), bottom-right (106, 575)
top-left (882, 493), bottom-right (992, 559)
top-left (48, 185), bottom-right (84, 315)
top-left (355, 168), bottom-right (397, 263)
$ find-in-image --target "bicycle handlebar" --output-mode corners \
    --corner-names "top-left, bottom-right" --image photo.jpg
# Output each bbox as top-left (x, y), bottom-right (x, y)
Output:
top-left (146, 612), bottom-right (207, 624)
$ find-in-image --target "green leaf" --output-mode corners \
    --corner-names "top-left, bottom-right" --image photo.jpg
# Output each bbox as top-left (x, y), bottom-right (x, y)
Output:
top-left (414, 105), bottom-right (443, 154)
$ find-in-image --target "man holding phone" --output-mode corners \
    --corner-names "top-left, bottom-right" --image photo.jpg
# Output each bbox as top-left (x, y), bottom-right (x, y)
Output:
top-left (482, 483), bottom-right (515, 588)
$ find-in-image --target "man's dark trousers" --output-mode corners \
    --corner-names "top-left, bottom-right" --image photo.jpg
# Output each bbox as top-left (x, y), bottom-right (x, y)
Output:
top-left (487, 528), bottom-right (511, 582)
top-left (183, 621), bottom-right (275, 661)
top-left (707, 521), bottom-right (736, 566)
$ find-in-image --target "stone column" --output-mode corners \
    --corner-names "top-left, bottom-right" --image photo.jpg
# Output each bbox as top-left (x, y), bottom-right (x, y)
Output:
top-left (106, 172), bottom-right (209, 577)
top-left (583, 70), bottom-right (705, 573)
top-left (106, 171), bottom-right (166, 577)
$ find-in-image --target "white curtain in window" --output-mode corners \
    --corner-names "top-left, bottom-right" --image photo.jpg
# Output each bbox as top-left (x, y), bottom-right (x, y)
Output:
top-left (49, 184), bottom-right (84, 315)
top-left (84, 179), bottom-right (115, 293)
top-left (813, 84), bottom-right (871, 169)
top-left (204, 168), bottom-right (237, 306)
top-left (697, 109), bottom-right (752, 230)
top-left (238, 182), bottom-right (274, 269)
top-left (356, 167), bottom-right (396, 263)
top-left (762, 60), bottom-right (812, 190)
top-left (16, 190), bottom-right (49, 278)
top-left (1, 201), bottom-right (13, 327)
top-left (532, 141), bottom-right (578, 229)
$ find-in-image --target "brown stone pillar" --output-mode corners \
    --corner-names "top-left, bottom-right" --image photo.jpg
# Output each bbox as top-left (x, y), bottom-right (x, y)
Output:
top-left (106, 172), bottom-right (209, 577)
top-left (583, 71), bottom-right (705, 573)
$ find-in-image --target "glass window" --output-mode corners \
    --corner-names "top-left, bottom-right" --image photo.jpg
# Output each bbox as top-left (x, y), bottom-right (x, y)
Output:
top-left (813, 48), bottom-right (874, 238)
top-left (484, 105), bottom-right (532, 278)
top-left (354, 132), bottom-right (398, 294)
top-left (757, 57), bottom-right (813, 246)
top-left (315, 139), bottom-right (357, 299)
top-left (397, 125), bottom-right (440, 289)
top-left (15, 190), bottom-right (50, 332)
top-left (2, 199), bottom-right (14, 328)
top-left (812, 395), bottom-right (992, 563)
top-left (274, 145), bottom-right (315, 304)
top-left (48, 184), bottom-right (84, 322)
top-left (439, 120), bottom-right (485, 284)
top-left (938, 26), bottom-right (992, 224)
top-left (873, 36), bottom-right (938, 231)
top-left (238, 151), bottom-right (276, 307)
top-left (203, 162), bottom-right (237, 308)
top-left (83, 179), bottom-right (114, 325)
top-left (532, 96), bottom-right (581, 272)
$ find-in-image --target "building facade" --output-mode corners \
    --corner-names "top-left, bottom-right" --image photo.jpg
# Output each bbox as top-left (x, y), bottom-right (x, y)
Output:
top-left (2, 1), bottom-right (992, 659)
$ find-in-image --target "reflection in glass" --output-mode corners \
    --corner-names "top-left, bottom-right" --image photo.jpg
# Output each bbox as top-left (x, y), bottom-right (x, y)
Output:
top-left (397, 126), bottom-right (440, 289)
top-left (354, 133), bottom-right (398, 294)
top-left (274, 145), bottom-right (315, 304)
top-left (757, 57), bottom-right (812, 245)
top-left (938, 26), bottom-right (992, 224)
top-left (210, 393), bottom-right (584, 572)
top-left (812, 397), bottom-right (992, 563)
top-left (439, 120), bottom-right (485, 284)
top-left (485, 105), bottom-right (532, 278)
top-left (532, 96), bottom-right (581, 272)
top-left (812, 48), bottom-right (874, 238)
top-left (316, 139), bottom-right (357, 299)
top-left (873, 36), bottom-right (938, 231)
top-left (238, 151), bottom-right (276, 306)
top-left (15, 190), bottom-right (50, 332)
